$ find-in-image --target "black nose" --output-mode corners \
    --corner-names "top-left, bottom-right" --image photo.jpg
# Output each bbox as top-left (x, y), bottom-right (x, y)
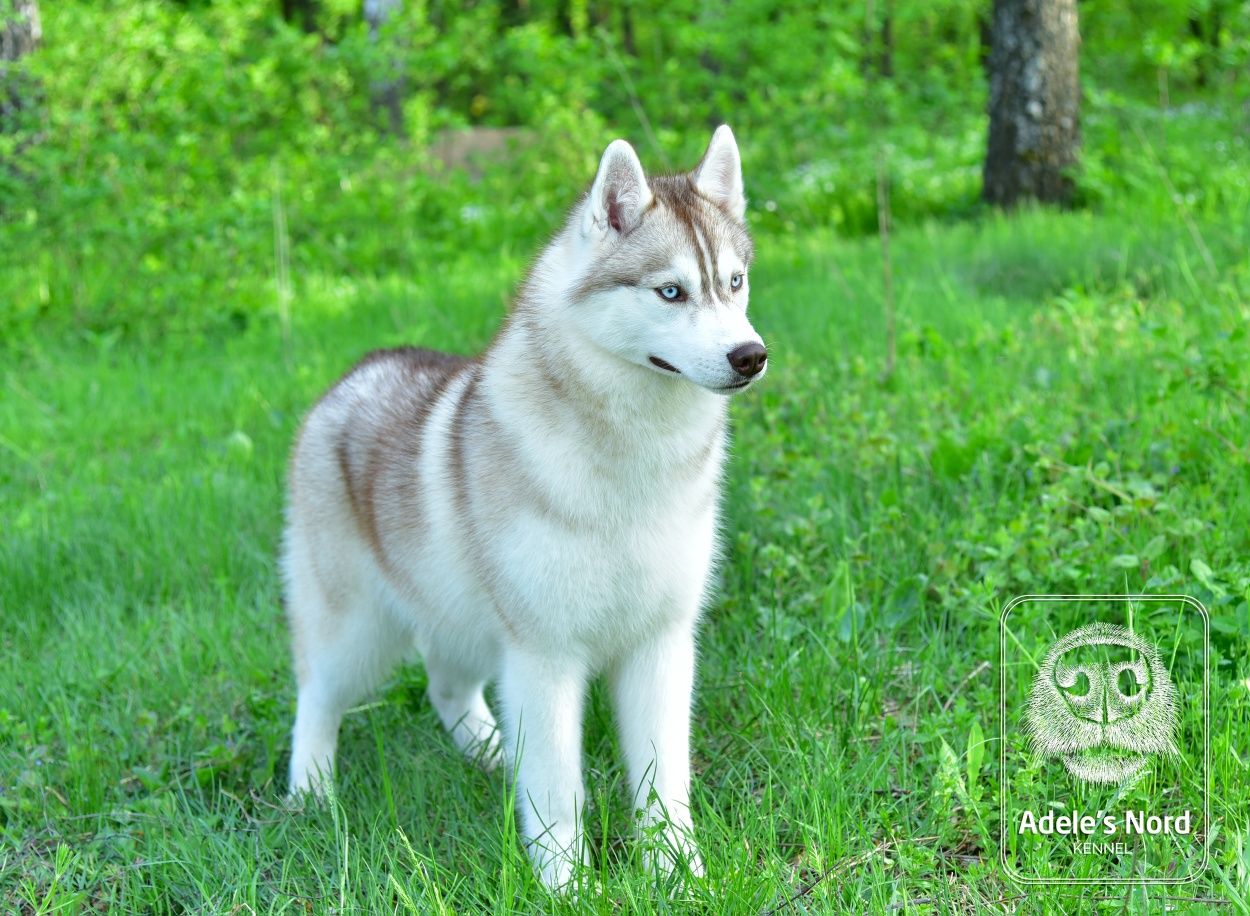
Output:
top-left (727, 342), bottom-right (767, 378)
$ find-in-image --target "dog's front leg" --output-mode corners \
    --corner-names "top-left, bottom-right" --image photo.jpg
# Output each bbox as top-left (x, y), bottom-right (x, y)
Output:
top-left (610, 624), bottom-right (704, 877)
top-left (500, 646), bottom-right (589, 891)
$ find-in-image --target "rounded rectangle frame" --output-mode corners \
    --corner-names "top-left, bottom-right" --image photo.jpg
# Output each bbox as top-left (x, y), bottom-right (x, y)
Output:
top-left (998, 594), bottom-right (1210, 886)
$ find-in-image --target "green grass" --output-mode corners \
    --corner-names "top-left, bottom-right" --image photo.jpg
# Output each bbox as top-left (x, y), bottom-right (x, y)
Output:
top-left (4, 155), bottom-right (1250, 911)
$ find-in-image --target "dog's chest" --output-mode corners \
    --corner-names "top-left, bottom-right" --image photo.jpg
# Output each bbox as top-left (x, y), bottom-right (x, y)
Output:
top-left (543, 509), bottom-right (713, 652)
top-left (461, 377), bottom-right (728, 656)
top-left (486, 456), bottom-right (720, 655)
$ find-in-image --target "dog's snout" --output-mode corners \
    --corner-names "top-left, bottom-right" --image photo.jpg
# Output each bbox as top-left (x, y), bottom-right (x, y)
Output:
top-left (727, 342), bottom-right (767, 378)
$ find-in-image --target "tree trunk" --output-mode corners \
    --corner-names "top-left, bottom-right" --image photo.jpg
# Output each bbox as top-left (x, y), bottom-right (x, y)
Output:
top-left (620, 2), bottom-right (636, 57)
top-left (279, 0), bottom-right (318, 33)
top-left (978, 9), bottom-right (992, 77)
top-left (1189, 1), bottom-right (1225, 89)
top-left (0, 0), bottom-right (38, 60)
top-left (1, 0), bottom-right (41, 140)
top-left (364, 0), bottom-right (405, 136)
top-left (860, 0), bottom-right (894, 80)
top-left (982, 0), bottom-right (1080, 208)
top-left (697, 0), bottom-right (729, 127)
top-left (878, 0), bottom-right (894, 79)
top-left (860, 0), bottom-right (876, 78)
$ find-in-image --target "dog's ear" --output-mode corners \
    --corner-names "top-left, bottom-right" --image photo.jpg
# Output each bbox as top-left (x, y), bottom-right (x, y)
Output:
top-left (583, 139), bottom-right (652, 239)
top-left (693, 125), bottom-right (746, 221)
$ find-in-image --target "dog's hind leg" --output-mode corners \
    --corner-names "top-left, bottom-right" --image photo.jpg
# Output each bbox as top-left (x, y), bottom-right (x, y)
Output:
top-left (424, 653), bottom-right (501, 770)
top-left (286, 568), bottom-right (410, 799)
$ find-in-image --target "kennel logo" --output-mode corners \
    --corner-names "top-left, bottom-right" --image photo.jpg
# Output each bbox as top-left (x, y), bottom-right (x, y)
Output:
top-left (999, 595), bottom-right (1210, 886)
top-left (1025, 622), bottom-right (1179, 785)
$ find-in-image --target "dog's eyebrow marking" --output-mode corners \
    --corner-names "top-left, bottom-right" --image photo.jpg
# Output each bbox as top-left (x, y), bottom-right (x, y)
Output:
top-left (655, 181), bottom-right (713, 303)
top-left (676, 213), bottom-right (711, 298)
top-left (567, 173), bottom-right (751, 304)
top-left (648, 175), bottom-right (743, 306)
top-left (568, 249), bottom-right (677, 302)
top-left (692, 219), bottom-right (721, 299)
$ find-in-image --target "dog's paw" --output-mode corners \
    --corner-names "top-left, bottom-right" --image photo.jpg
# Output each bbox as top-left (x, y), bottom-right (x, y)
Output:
top-left (642, 831), bottom-right (704, 883)
top-left (285, 768), bottom-right (336, 808)
top-left (528, 835), bottom-right (591, 895)
top-left (467, 730), bottom-right (504, 773)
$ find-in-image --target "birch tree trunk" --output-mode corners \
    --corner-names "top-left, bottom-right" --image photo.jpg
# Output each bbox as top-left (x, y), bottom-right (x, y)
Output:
top-left (1, 0), bottom-right (41, 141)
top-left (364, 0), bottom-right (404, 136)
top-left (982, 0), bottom-right (1080, 207)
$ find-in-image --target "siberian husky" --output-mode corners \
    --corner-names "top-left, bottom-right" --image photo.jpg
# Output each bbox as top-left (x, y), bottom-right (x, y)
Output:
top-left (282, 126), bottom-right (767, 889)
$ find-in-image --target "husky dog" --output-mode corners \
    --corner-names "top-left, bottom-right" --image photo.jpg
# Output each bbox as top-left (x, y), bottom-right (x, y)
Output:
top-left (282, 126), bottom-right (767, 889)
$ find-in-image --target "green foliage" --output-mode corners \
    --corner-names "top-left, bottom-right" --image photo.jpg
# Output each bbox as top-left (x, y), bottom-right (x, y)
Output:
top-left (2, 0), bottom-right (1248, 344)
top-left (1085, 0), bottom-right (1250, 88)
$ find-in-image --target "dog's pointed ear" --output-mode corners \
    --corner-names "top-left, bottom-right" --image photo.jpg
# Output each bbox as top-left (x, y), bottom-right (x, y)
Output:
top-left (583, 139), bottom-right (652, 239)
top-left (693, 125), bottom-right (745, 221)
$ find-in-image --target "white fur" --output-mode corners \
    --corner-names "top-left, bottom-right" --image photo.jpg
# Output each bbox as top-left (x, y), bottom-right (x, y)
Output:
top-left (283, 128), bottom-right (763, 890)
top-left (583, 138), bottom-right (653, 236)
top-left (694, 125), bottom-right (746, 220)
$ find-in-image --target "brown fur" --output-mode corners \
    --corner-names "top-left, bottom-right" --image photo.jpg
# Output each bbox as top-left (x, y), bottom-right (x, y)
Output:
top-left (329, 347), bottom-right (472, 592)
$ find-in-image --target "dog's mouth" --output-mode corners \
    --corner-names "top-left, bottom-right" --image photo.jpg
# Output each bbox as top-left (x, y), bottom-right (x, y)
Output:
top-left (649, 356), bottom-right (755, 393)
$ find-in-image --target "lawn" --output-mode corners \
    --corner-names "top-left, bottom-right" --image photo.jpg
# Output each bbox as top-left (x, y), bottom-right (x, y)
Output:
top-left (3, 143), bottom-right (1249, 910)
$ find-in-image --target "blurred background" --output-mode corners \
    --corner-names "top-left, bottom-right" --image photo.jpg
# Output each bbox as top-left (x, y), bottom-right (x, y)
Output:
top-left (1, 0), bottom-right (1247, 340)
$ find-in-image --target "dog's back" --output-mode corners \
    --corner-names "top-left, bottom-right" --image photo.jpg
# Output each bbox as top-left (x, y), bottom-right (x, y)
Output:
top-left (290, 346), bottom-right (468, 539)
top-left (283, 347), bottom-right (469, 684)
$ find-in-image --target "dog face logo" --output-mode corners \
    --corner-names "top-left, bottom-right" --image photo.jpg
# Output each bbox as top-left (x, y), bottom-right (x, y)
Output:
top-left (1025, 623), bottom-right (1179, 784)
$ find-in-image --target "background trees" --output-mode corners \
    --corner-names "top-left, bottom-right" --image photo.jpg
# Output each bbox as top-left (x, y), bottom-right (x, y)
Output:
top-left (0, 0), bottom-right (39, 70)
top-left (1, 0), bottom-right (1247, 336)
top-left (278, 0), bottom-right (317, 32)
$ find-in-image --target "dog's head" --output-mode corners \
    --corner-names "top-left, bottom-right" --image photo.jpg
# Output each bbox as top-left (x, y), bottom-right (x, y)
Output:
top-left (564, 126), bottom-right (765, 395)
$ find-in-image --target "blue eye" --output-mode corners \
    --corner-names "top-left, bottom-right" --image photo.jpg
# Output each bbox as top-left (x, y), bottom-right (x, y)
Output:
top-left (657, 285), bottom-right (683, 301)
top-left (730, 273), bottom-right (744, 290)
